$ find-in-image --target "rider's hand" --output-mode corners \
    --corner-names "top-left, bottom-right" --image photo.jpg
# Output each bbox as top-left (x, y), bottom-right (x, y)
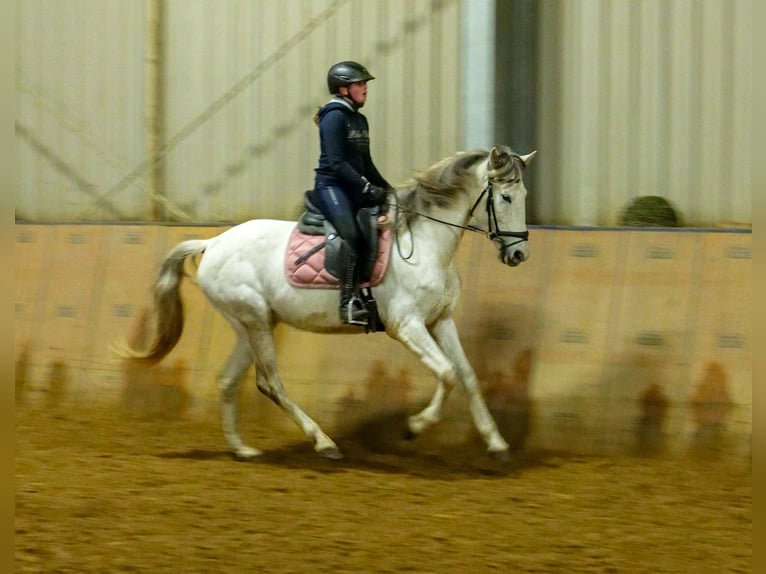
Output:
top-left (363, 184), bottom-right (388, 208)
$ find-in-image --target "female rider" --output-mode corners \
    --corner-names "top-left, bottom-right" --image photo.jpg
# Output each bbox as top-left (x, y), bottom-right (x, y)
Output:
top-left (308, 61), bottom-right (392, 325)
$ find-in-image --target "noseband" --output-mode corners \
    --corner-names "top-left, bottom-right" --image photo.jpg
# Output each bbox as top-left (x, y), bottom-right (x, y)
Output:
top-left (467, 180), bottom-right (529, 248)
top-left (467, 154), bottom-right (530, 249)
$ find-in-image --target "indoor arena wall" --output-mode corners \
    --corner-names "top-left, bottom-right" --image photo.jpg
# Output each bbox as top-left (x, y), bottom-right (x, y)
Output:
top-left (15, 224), bottom-right (751, 459)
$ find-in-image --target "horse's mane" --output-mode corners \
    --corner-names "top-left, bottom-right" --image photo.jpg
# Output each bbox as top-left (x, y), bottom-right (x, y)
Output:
top-left (397, 149), bottom-right (489, 225)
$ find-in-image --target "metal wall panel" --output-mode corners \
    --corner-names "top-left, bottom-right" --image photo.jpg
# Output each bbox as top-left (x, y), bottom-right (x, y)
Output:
top-left (17, 1), bottom-right (751, 227)
top-left (16, 0), bottom-right (461, 223)
top-left (161, 0), bottom-right (462, 222)
top-left (16, 0), bottom-right (148, 221)
top-left (536, 0), bottom-right (752, 227)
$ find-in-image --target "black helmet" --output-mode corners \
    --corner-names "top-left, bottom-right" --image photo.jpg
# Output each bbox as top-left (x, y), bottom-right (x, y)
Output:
top-left (327, 61), bottom-right (375, 94)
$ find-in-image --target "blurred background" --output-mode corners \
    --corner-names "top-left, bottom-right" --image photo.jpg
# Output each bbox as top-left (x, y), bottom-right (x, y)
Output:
top-left (15, 0), bottom-right (751, 460)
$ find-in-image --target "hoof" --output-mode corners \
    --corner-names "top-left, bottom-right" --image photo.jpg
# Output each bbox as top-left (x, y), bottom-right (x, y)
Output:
top-left (404, 428), bottom-right (418, 441)
top-left (234, 446), bottom-right (263, 460)
top-left (317, 446), bottom-right (343, 460)
top-left (489, 449), bottom-right (511, 464)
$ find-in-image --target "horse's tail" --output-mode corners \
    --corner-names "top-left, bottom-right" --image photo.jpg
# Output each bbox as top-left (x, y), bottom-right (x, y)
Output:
top-left (116, 239), bottom-right (208, 366)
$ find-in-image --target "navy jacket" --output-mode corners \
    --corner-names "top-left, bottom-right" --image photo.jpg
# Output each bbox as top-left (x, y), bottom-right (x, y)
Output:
top-left (313, 98), bottom-right (391, 208)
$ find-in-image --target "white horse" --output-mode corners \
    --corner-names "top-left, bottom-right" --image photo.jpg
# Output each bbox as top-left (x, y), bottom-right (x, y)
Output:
top-left (121, 145), bottom-right (536, 462)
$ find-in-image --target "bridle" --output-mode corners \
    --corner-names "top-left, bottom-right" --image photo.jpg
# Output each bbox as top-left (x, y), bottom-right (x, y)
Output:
top-left (392, 154), bottom-right (529, 259)
top-left (467, 178), bottom-right (529, 248)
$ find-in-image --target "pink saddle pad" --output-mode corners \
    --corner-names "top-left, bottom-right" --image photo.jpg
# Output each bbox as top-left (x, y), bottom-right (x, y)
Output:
top-left (285, 225), bottom-right (393, 289)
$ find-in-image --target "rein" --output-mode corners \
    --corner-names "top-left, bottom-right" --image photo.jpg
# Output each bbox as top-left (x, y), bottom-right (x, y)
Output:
top-left (392, 177), bottom-right (529, 260)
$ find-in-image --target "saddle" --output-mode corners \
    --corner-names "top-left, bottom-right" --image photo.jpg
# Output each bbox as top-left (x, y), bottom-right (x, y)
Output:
top-left (284, 195), bottom-right (393, 332)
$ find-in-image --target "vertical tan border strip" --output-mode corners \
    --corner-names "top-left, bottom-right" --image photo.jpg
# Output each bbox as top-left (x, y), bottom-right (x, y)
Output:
top-left (15, 225), bottom-right (54, 395)
top-left (33, 225), bottom-right (104, 405)
top-left (88, 225), bottom-right (159, 403)
top-left (688, 232), bottom-right (752, 455)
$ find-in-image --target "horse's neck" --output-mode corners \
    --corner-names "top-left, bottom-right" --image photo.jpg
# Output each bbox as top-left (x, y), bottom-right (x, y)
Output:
top-left (412, 196), bottom-right (473, 264)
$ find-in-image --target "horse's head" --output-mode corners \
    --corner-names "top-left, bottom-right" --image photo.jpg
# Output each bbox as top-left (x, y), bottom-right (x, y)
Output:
top-left (476, 146), bottom-right (537, 267)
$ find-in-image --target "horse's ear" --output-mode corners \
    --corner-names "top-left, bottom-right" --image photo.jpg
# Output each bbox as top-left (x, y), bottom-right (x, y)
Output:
top-left (519, 150), bottom-right (538, 166)
top-left (489, 146), bottom-right (510, 170)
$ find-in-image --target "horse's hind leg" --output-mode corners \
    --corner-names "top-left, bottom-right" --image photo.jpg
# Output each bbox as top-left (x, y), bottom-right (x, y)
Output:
top-left (219, 336), bottom-right (261, 459)
top-left (246, 326), bottom-right (343, 459)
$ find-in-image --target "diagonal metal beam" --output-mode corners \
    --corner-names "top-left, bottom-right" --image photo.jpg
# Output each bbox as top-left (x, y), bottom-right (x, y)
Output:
top-left (15, 123), bottom-right (126, 219)
top-left (80, 0), bottom-right (350, 220)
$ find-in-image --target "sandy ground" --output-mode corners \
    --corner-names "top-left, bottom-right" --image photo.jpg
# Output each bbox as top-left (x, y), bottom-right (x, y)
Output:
top-left (16, 400), bottom-right (750, 573)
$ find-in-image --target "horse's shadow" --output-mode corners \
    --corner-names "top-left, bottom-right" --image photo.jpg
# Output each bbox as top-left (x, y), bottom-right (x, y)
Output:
top-left (158, 410), bottom-right (559, 480)
top-left (157, 443), bottom-right (555, 479)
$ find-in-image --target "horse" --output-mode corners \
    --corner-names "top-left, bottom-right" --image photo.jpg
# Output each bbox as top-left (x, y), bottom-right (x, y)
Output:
top-left (119, 145), bottom-right (537, 462)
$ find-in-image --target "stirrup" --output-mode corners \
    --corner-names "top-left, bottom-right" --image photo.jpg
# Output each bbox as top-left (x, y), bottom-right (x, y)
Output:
top-left (341, 296), bottom-right (369, 326)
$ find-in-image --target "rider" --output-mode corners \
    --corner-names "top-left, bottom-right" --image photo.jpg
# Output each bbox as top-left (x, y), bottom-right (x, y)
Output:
top-left (308, 60), bottom-right (392, 326)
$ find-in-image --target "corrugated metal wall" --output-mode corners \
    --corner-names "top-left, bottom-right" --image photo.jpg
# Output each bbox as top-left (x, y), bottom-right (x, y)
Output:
top-left (16, 0), bottom-right (462, 223)
top-left (16, 0), bottom-right (752, 227)
top-left (17, 0), bottom-right (149, 221)
top-left (160, 0), bottom-right (461, 222)
top-left (536, 0), bottom-right (752, 227)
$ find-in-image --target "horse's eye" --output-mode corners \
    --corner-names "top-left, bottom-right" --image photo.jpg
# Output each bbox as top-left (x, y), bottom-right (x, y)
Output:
top-left (501, 193), bottom-right (512, 204)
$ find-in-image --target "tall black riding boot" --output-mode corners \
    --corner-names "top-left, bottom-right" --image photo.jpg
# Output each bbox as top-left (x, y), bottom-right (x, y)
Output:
top-left (339, 250), bottom-right (369, 326)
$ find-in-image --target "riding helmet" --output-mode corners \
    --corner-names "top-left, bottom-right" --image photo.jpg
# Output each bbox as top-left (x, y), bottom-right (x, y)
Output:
top-left (327, 61), bottom-right (375, 94)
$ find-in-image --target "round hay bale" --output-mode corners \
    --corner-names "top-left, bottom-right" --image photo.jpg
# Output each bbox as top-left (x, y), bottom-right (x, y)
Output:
top-left (619, 195), bottom-right (681, 227)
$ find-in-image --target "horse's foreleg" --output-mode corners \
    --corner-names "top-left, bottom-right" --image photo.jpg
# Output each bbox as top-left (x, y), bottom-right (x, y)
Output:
top-left (407, 382), bottom-right (451, 437)
top-left (219, 336), bottom-right (260, 459)
top-left (391, 318), bottom-right (461, 436)
top-left (430, 317), bottom-right (509, 456)
top-left (247, 327), bottom-right (342, 459)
